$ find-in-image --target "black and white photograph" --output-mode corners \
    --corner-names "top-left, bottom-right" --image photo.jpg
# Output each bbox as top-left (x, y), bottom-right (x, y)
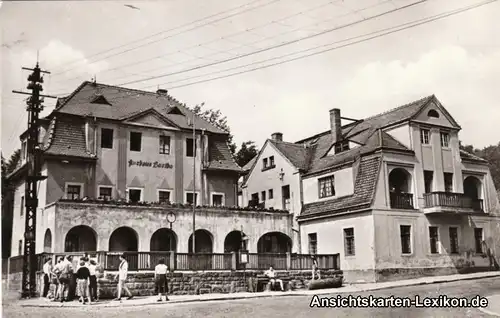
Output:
top-left (1, 0), bottom-right (500, 317)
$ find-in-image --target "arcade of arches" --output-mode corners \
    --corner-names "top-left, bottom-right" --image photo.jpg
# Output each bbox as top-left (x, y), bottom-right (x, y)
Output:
top-left (62, 226), bottom-right (292, 253)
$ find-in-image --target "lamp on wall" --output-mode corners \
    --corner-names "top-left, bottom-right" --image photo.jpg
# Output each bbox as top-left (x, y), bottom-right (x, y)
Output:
top-left (278, 168), bottom-right (285, 181)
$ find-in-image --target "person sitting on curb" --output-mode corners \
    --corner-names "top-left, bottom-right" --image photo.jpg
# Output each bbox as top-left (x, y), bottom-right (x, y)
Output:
top-left (264, 266), bottom-right (284, 291)
top-left (311, 255), bottom-right (321, 280)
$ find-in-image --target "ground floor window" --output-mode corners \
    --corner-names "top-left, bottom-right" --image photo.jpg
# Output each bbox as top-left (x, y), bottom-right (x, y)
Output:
top-left (474, 228), bottom-right (483, 253)
top-left (400, 225), bottom-right (412, 254)
top-left (449, 227), bottom-right (459, 254)
top-left (429, 226), bottom-right (439, 254)
top-left (343, 228), bottom-right (355, 256)
top-left (308, 233), bottom-right (317, 255)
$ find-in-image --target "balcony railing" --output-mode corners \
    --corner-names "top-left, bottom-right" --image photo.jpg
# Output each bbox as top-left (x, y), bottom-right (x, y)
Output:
top-left (390, 192), bottom-right (414, 209)
top-left (9, 252), bottom-right (340, 273)
top-left (423, 192), bottom-right (484, 211)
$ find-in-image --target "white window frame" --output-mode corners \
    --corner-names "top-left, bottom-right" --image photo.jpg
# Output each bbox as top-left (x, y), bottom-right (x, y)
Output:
top-left (399, 224), bottom-right (413, 256)
top-left (420, 129), bottom-right (430, 145)
top-left (127, 187), bottom-right (144, 203)
top-left (428, 225), bottom-right (441, 254)
top-left (440, 131), bottom-right (450, 148)
top-left (64, 182), bottom-right (84, 200)
top-left (157, 189), bottom-right (173, 203)
top-left (97, 185), bottom-right (113, 199)
top-left (210, 192), bottom-right (225, 206)
top-left (184, 191), bottom-right (200, 205)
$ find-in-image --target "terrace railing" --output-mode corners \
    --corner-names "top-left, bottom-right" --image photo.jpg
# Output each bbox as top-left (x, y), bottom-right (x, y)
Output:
top-left (8, 252), bottom-right (340, 273)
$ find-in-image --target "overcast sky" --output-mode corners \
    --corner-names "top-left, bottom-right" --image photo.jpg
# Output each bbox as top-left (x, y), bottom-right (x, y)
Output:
top-left (1, 0), bottom-right (499, 158)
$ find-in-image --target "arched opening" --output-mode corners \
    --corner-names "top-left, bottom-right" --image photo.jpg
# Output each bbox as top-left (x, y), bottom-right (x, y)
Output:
top-left (389, 168), bottom-right (414, 209)
top-left (64, 225), bottom-right (97, 252)
top-left (224, 231), bottom-right (247, 253)
top-left (108, 227), bottom-right (139, 270)
top-left (188, 229), bottom-right (214, 270)
top-left (150, 228), bottom-right (177, 252)
top-left (427, 109), bottom-right (440, 118)
top-left (257, 232), bottom-right (292, 254)
top-left (464, 176), bottom-right (483, 211)
top-left (109, 227), bottom-right (138, 252)
top-left (43, 229), bottom-right (52, 253)
top-left (188, 229), bottom-right (213, 253)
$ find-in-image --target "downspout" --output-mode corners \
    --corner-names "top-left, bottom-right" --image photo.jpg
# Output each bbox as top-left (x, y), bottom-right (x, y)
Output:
top-left (297, 170), bottom-right (304, 254)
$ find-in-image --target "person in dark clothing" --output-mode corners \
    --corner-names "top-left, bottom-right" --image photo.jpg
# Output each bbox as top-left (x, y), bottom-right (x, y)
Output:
top-left (76, 261), bottom-right (91, 305)
top-left (66, 256), bottom-right (77, 301)
top-left (42, 258), bottom-right (53, 298)
top-left (88, 259), bottom-right (99, 302)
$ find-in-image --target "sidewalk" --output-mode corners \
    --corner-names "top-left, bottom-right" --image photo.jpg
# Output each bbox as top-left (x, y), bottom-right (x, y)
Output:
top-left (479, 294), bottom-right (500, 317)
top-left (16, 271), bottom-right (500, 308)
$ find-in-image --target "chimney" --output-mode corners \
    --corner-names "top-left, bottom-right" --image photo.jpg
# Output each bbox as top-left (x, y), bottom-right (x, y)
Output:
top-left (329, 108), bottom-right (342, 144)
top-left (271, 132), bottom-right (283, 142)
top-left (156, 89), bottom-right (168, 95)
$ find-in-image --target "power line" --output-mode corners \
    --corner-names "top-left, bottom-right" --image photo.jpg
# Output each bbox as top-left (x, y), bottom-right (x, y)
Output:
top-left (49, 0), bottom-right (417, 97)
top-left (43, 0), bottom-right (496, 109)
top-left (157, 0), bottom-right (499, 90)
top-left (50, 0), bottom-right (280, 76)
top-left (47, 0), bottom-right (498, 109)
top-left (57, 0), bottom-right (395, 91)
top-left (115, 0), bottom-right (428, 87)
top-left (49, 0), bottom-right (342, 87)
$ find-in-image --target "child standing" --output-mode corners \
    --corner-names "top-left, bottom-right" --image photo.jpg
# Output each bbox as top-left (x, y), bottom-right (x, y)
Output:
top-left (154, 259), bottom-right (169, 302)
top-left (75, 261), bottom-right (91, 305)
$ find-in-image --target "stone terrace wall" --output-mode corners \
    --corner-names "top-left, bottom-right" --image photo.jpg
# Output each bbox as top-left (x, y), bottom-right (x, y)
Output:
top-left (96, 270), bottom-right (343, 298)
top-left (10, 270), bottom-right (342, 298)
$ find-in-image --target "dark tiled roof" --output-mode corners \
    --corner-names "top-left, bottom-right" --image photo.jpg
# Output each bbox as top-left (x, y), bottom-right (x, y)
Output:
top-left (43, 116), bottom-right (95, 158)
top-left (54, 81), bottom-right (226, 134)
top-left (459, 149), bottom-right (488, 163)
top-left (205, 138), bottom-right (242, 173)
top-left (242, 157), bottom-right (256, 172)
top-left (298, 155), bottom-right (381, 219)
top-left (269, 140), bottom-right (309, 170)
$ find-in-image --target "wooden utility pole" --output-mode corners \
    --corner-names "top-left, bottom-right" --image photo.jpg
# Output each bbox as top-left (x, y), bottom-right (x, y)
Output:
top-left (12, 63), bottom-right (56, 298)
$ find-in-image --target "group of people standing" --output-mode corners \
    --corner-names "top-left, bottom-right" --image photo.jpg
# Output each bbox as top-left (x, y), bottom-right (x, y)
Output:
top-left (42, 253), bottom-right (99, 304)
top-left (42, 253), bottom-right (170, 303)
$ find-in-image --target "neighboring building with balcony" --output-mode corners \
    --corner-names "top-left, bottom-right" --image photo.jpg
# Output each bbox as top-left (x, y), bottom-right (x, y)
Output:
top-left (241, 95), bottom-right (500, 282)
top-left (6, 81), bottom-right (294, 258)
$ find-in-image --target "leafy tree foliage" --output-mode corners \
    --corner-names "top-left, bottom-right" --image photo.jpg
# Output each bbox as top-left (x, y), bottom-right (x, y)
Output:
top-left (235, 141), bottom-right (258, 168)
top-left (460, 141), bottom-right (500, 199)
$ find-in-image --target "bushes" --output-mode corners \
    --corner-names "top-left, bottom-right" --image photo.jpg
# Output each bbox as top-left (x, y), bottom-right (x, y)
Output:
top-left (307, 276), bottom-right (343, 290)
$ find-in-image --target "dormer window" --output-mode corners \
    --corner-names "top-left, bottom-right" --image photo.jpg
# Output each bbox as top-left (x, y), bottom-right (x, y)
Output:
top-left (90, 94), bottom-right (111, 105)
top-left (427, 109), bottom-right (439, 118)
top-left (319, 175), bottom-right (335, 198)
top-left (334, 140), bottom-right (350, 154)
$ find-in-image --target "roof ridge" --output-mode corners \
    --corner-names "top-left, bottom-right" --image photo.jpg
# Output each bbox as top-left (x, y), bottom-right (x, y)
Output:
top-left (363, 94), bottom-right (435, 121)
top-left (271, 139), bottom-right (308, 147)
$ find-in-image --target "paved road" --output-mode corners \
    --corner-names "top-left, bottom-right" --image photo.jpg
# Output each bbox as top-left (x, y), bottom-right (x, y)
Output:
top-left (4, 277), bottom-right (500, 318)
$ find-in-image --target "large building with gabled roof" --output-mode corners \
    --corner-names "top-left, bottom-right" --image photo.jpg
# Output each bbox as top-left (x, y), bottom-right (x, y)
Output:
top-left (7, 81), bottom-right (294, 259)
top-left (240, 95), bottom-right (500, 282)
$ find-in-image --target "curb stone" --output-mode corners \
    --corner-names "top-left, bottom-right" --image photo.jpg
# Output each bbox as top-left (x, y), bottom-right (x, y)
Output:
top-left (18, 272), bottom-right (500, 308)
